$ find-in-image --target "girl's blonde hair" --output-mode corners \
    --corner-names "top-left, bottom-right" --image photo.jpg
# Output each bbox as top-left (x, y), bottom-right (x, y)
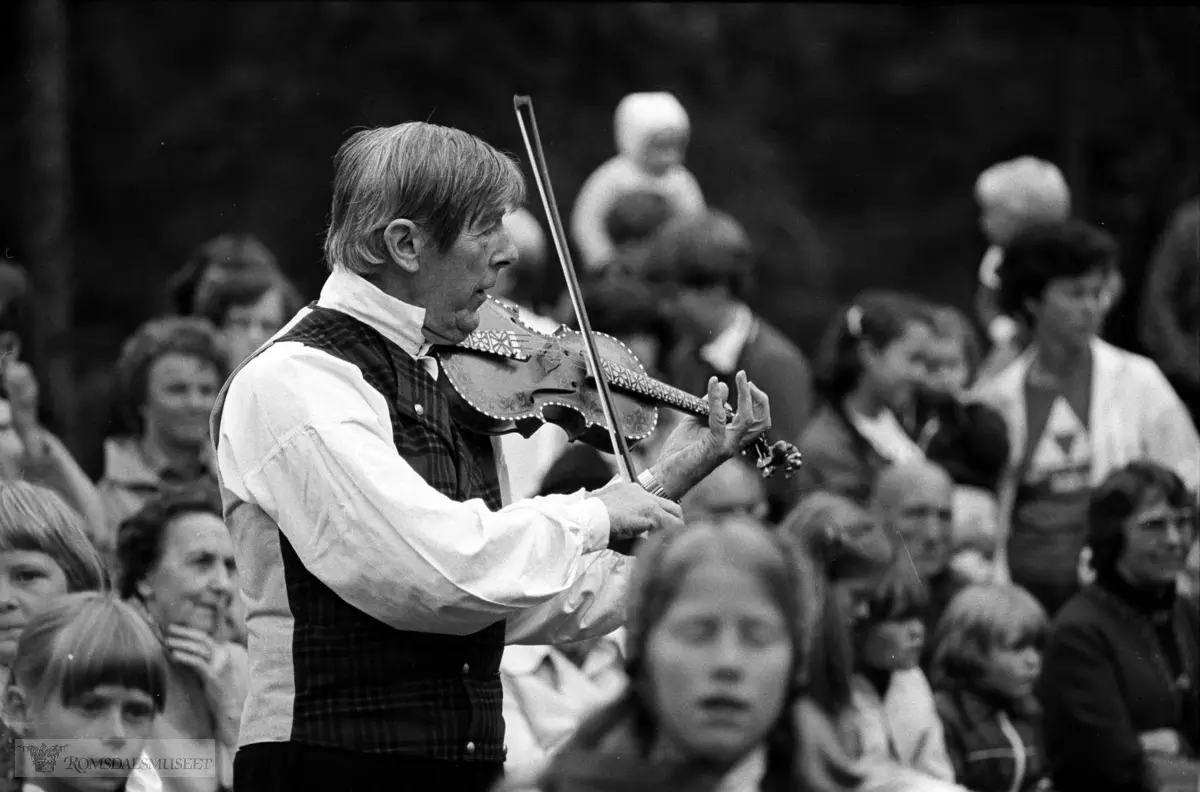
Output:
top-left (0, 482), bottom-right (108, 592)
top-left (9, 592), bottom-right (168, 712)
top-left (930, 583), bottom-right (1048, 688)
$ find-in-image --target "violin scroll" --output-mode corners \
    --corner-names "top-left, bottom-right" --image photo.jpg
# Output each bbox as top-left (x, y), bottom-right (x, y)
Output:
top-left (747, 438), bottom-right (804, 480)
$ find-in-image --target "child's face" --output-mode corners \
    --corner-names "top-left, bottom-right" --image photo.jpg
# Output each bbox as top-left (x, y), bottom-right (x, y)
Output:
top-left (859, 616), bottom-right (925, 672)
top-left (981, 641), bottom-right (1042, 700)
top-left (22, 685), bottom-right (155, 792)
top-left (639, 129), bottom-right (688, 176)
top-left (0, 550), bottom-right (69, 665)
top-left (861, 321), bottom-right (933, 413)
top-left (919, 334), bottom-right (970, 395)
top-left (948, 549), bottom-right (995, 587)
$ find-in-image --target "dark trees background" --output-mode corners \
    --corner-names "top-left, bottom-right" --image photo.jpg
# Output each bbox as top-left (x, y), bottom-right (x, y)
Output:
top-left (2, 2), bottom-right (1198, 475)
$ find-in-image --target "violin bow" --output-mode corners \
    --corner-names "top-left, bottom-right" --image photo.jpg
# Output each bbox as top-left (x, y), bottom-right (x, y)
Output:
top-left (513, 95), bottom-right (639, 483)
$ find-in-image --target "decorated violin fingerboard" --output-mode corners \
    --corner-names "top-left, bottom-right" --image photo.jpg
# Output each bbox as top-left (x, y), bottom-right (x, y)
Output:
top-left (599, 360), bottom-right (711, 418)
top-left (458, 329), bottom-right (532, 361)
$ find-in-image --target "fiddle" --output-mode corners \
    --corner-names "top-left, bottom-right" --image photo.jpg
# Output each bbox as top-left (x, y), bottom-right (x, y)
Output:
top-left (438, 297), bottom-right (803, 480)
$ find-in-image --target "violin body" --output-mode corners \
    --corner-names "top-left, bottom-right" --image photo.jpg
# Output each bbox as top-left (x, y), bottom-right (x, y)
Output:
top-left (439, 297), bottom-right (658, 454)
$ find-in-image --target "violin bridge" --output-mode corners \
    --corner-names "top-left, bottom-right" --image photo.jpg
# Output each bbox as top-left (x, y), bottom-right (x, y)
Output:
top-left (459, 330), bottom-right (532, 361)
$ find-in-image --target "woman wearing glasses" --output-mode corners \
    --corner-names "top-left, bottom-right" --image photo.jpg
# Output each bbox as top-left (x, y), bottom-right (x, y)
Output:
top-left (1039, 461), bottom-right (1199, 792)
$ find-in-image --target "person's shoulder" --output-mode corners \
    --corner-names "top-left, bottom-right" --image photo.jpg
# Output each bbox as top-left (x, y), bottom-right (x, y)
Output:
top-left (799, 403), bottom-right (852, 447)
top-left (1045, 590), bottom-right (1109, 643)
top-left (750, 317), bottom-right (811, 364)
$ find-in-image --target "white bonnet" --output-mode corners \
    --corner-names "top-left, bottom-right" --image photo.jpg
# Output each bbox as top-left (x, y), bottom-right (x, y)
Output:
top-left (974, 156), bottom-right (1071, 222)
top-left (613, 92), bottom-right (691, 159)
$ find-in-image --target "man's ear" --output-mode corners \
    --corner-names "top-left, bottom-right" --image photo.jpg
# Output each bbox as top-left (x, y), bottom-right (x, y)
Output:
top-left (3, 684), bottom-right (32, 736)
top-left (382, 219), bottom-right (422, 274)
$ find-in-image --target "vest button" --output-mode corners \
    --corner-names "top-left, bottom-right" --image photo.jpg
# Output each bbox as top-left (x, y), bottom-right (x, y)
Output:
top-left (414, 403), bottom-right (425, 416)
top-left (465, 742), bottom-right (476, 754)
top-left (462, 663), bottom-right (470, 675)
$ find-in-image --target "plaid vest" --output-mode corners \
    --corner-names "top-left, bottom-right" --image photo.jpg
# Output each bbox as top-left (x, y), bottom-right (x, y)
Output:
top-left (212, 306), bottom-right (508, 761)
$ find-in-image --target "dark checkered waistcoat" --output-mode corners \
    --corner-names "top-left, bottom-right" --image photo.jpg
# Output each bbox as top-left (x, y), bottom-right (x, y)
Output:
top-left (213, 306), bottom-right (508, 762)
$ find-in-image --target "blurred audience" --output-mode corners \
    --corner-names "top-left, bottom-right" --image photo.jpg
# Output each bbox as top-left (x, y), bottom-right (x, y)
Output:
top-left (797, 292), bottom-right (934, 506)
top-left (681, 455), bottom-right (769, 524)
top-left (778, 490), bottom-right (895, 791)
top-left (1139, 197), bottom-right (1200, 424)
top-left (98, 317), bottom-right (227, 571)
top-left (1039, 462), bottom-right (1198, 792)
top-left (522, 517), bottom-right (816, 792)
top-left (846, 560), bottom-right (962, 792)
top-left (0, 351), bottom-right (107, 547)
top-left (500, 629), bottom-right (628, 787)
top-left (191, 251), bottom-right (302, 369)
top-left (0, 481), bottom-right (110, 791)
top-left (646, 209), bottom-right (814, 520)
top-left (118, 484), bottom-right (246, 792)
top-left (975, 219), bottom-right (1200, 615)
top-left (570, 91), bottom-right (705, 272)
top-left (3, 593), bottom-right (167, 792)
top-left (166, 233), bottom-right (287, 317)
top-left (931, 583), bottom-right (1053, 792)
top-left (972, 157), bottom-right (1072, 385)
top-left (869, 460), bottom-right (963, 666)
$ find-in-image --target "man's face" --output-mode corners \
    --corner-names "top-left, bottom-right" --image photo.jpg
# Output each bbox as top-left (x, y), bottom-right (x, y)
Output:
top-left (1029, 269), bottom-right (1110, 351)
top-left (882, 472), bottom-right (953, 581)
top-left (418, 217), bottom-right (518, 345)
top-left (222, 287), bottom-right (288, 367)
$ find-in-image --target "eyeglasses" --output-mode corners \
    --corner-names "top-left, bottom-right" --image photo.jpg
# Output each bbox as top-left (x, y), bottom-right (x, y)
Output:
top-left (1133, 509), bottom-right (1197, 540)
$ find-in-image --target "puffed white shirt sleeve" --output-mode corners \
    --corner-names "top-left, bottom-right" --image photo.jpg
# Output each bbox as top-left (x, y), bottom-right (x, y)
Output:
top-left (216, 341), bottom-right (629, 637)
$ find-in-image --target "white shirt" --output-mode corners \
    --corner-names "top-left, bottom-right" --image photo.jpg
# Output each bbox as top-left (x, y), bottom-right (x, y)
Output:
top-left (214, 269), bottom-right (631, 642)
top-left (501, 629), bottom-right (628, 784)
top-left (847, 407), bottom-right (925, 465)
top-left (699, 303), bottom-right (755, 375)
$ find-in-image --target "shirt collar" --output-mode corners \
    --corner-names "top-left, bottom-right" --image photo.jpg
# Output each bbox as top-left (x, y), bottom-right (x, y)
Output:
top-left (502, 629), bottom-right (626, 677)
top-left (954, 684), bottom-right (1041, 726)
top-left (318, 268), bottom-right (430, 359)
top-left (699, 303), bottom-right (755, 375)
top-left (102, 436), bottom-right (214, 488)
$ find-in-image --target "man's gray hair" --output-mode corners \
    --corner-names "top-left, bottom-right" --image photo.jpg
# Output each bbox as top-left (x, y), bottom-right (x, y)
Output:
top-left (324, 122), bottom-right (526, 276)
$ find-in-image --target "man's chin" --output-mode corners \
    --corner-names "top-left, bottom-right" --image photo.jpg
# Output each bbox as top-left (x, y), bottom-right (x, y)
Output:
top-left (423, 315), bottom-right (480, 347)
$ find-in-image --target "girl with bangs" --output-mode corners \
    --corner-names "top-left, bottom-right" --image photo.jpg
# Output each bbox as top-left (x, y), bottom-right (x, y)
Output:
top-left (847, 559), bottom-right (963, 791)
top-left (523, 516), bottom-right (836, 792)
top-left (930, 584), bottom-right (1052, 792)
top-left (0, 483), bottom-right (112, 791)
top-left (2, 593), bottom-right (168, 792)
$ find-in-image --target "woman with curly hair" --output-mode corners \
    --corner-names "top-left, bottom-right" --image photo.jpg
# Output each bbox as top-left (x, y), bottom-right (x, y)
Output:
top-left (97, 317), bottom-right (228, 570)
top-left (118, 483), bottom-right (246, 792)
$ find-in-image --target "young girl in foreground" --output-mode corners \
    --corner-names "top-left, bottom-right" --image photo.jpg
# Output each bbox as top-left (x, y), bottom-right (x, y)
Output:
top-left (931, 583), bottom-right (1053, 792)
top-left (3, 594), bottom-right (169, 792)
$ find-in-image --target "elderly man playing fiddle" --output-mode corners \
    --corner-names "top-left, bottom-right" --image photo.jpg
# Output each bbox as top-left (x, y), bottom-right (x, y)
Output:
top-left (211, 122), bottom-right (775, 792)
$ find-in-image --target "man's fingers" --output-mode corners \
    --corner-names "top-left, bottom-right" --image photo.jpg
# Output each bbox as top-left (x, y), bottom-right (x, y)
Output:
top-left (735, 370), bottom-right (754, 420)
top-left (655, 498), bottom-right (683, 522)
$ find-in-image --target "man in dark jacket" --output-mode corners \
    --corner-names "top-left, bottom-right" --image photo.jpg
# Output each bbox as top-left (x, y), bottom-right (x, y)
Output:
top-left (646, 209), bottom-right (816, 522)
